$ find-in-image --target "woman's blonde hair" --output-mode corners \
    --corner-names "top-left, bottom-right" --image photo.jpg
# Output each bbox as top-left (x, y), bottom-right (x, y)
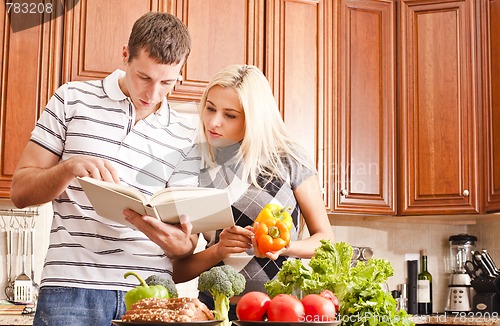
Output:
top-left (198, 64), bottom-right (314, 187)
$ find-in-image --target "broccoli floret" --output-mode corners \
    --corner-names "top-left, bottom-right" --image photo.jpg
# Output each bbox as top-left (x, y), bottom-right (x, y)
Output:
top-left (144, 274), bottom-right (178, 298)
top-left (197, 265), bottom-right (246, 326)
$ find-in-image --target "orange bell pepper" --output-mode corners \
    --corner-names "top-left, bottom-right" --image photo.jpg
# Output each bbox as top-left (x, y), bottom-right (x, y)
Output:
top-left (253, 204), bottom-right (293, 253)
top-left (254, 219), bottom-right (291, 253)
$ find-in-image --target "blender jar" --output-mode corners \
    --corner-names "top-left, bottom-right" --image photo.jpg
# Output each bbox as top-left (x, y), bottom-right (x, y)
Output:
top-left (449, 234), bottom-right (477, 273)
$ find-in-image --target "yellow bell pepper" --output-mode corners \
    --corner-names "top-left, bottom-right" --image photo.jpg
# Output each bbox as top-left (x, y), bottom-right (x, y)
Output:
top-left (254, 203), bottom-right (293, 231)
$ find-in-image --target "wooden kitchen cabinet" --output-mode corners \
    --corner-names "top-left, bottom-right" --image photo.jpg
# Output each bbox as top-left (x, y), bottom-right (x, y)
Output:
top-left (333, 0), bottom-right (397, 214)
top-left (0, 0), bottom-right (331, 202)
top-left (0, 0), bottom-right (263, 196)
top-left (481, 0), bottom-right (500, 213)
top-left (0, 1), bottom-right (64, 198)
top-left (63, 0), bottom-right (330, 187)
top-left (265, 0), bottom-right (332, 208)
top-left (399, 0), bottom-right (479, 215)
top-left (332, 0), bottom-right (500, 216)
top-left (62, 0), bottom-right (265, 101)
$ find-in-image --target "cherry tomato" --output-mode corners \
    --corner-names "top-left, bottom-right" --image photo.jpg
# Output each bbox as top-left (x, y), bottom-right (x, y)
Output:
top-left (267, 294), bottom-right (305, 322)
top-left (236, 291), bottom-right (271, 321)
top-left (319, 289), bottom-right (339, 313)
top-left (301, 294), bottom-right (337, 322)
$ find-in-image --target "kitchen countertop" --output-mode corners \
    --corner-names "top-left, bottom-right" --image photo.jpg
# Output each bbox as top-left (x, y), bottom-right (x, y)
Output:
top-left (1, 314), bottom-right (499, 326)
top-left (0, 300), bottom-right (35, 325)
top-left (0, 314), bottom-right (34, 325)
top-left (3, 312), bottom-right (500, 326)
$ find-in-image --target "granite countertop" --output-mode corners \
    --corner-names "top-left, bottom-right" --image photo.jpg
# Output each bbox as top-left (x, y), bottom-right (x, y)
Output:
top-left (0, 301), bottom-right (35, 325)
top-left (0, 314), bottom-right (34, 325)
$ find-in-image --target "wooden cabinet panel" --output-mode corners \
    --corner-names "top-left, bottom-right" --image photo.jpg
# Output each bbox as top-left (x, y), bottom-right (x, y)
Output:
top-left (0, 3), bottom-right (64, 197)
top-left (62, 0), bottom-right (264, 102)
top-left (62, 0), bottom-right (161, 83)
top-left (400, 0), bottom-right (479, 214)
top-left (169, 0), bottom-right (264, 101)
top-left (334, 0), bottom-right (396, 214)
top-left (483, 0), bottom-right (500, 212)
top-left (265, 0), bottom-right (331, 207)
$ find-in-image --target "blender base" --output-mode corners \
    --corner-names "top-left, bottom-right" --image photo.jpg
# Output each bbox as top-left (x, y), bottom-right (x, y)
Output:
top-left (445, 285), bottom-right (473, 312)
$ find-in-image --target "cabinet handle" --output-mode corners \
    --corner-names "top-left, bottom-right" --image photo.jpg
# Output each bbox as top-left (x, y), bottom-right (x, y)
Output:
top-left (463, 189), bottom-right (470, 197)
top-left (340, 189), bottom-right (348, 196)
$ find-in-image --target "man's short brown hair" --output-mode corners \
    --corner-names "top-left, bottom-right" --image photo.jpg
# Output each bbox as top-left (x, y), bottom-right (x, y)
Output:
top-left (128, 12), bottom-right (191, 65)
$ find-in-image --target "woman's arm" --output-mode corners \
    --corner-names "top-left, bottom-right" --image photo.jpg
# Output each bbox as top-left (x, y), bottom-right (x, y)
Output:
top-left (281, 174), bottom-right (335, 259)
top-left (172, 226), bottom-right (254, 283)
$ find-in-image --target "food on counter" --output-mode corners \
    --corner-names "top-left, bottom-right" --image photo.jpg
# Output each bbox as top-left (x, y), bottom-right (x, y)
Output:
top-left (145, 274), bottom-right (179, 298)
top-left (121, 297), bottom-right (214, 322)
top-left (235, 290), bottom-right (339, 322)
top-left (301, 293), bottom-right (337, 321)
top-left (253, 204), bottom-right (293, 253)
top-left (264, 240), bottom-right (414, 326)
top-left (319, 289), bottom-right (339, 313)
top-left (124, 272), bottom-right (170, 310)
top-left (267, 293), bottom-right (305, 322)
top-left (254, 204), bottom-right (293, 231)
top-left (235, 291), bottom-right (271, 321)
top-left (197, 265), bottom-right (246, 326)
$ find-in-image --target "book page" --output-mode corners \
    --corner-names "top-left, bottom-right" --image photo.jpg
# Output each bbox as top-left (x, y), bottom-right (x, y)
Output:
top-left (78, 177), bottom-right (150, 228)
top-left (78, 177), bottom-right (147, 203)
top-left (149, 187), bottom-right (227, 204)
top-left (153, 190), bottom-right (234, 234)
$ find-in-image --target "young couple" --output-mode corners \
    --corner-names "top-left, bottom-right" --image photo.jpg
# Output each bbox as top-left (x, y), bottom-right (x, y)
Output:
top-left (11, 11), bottom-right (333, 325)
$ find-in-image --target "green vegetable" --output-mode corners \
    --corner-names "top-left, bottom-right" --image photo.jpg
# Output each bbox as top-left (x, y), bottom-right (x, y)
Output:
top-left (197, 265), bottom-right (246, 326)
top-left (145, 274), bottom-right (179, 298)
top-left (124, 272), bottom-right (170, 310)
top-left (264, 240), bottom-right (414, 326)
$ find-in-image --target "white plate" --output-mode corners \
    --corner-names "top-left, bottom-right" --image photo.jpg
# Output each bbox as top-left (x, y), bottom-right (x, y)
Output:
top-left (112, 320), bottom-right (223, 326)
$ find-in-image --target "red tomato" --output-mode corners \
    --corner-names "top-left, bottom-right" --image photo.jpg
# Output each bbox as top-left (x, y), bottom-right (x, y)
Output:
top-left (267, 294), bottom-right (305, 322)
top-left (236, 292), bottom-right (271, 321)
top-left (319, 289), bottom-right (340, 313)
top-left (301, 294), bottom-right (337, 322)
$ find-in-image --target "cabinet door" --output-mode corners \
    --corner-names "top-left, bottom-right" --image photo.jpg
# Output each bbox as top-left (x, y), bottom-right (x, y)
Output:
top-left (62, 0), bottom-right (167, 82)
top-left (63, 0), bottom-right (264, 102)
top-left (334, 0), bottom-right (396, 214)
top-left (265, 0), bottom-right (332, 208)
top-left (400, 0), bottom-right (479, 214)
top-left (0, 3), bottom-right (64, 198)
top-left (170, 0), bottom-right (264, 101)
top-left (482, 0), bottom-right (500, 212)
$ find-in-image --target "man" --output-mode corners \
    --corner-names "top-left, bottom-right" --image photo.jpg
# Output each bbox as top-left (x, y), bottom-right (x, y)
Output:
top-left (10, 12), bottom-right (200, 325)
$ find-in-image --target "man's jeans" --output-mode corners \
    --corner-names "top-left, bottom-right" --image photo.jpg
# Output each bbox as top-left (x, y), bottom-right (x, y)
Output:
top-left (33, 286), bottom-right (127, 326)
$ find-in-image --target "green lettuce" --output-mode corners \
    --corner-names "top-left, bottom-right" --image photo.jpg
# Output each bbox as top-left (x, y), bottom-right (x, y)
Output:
top-left (264, 240), bottom-right (414, 326)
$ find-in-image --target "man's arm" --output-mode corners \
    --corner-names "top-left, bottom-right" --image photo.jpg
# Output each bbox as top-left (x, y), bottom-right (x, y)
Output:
top-left (123, 209), bottom-right (197, 259)
top-left (11, 141), bottom-right (119, 208)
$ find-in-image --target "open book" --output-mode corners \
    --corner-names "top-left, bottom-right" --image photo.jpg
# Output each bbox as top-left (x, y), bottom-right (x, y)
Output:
top-left (77, 177), bottom-right (234, 233)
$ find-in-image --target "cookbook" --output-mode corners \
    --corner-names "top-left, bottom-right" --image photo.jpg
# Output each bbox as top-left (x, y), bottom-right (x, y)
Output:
top-left (77, 177), bottom-right (234, 233)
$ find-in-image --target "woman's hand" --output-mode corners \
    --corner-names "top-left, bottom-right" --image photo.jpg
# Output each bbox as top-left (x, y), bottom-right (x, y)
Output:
top-left (123, 209), bottom-right (196, 259)
top-left (214, 226), bottom-right (254, 260)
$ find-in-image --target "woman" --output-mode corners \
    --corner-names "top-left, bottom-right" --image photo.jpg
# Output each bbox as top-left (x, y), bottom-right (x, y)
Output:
top-left (170, 64), bottom-right (335, 319)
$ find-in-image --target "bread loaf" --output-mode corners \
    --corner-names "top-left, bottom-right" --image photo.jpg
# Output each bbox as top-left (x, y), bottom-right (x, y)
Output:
top-left (121, 297), bottom-right (215, 322)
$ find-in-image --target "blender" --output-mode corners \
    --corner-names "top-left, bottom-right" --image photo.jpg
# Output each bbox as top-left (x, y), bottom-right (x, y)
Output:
top-left (445, 234), bottom-right (477, 312)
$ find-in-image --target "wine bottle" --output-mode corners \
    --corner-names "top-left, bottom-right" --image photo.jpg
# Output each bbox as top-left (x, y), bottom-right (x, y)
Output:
top-left (417, 249), bottom-right (433, 315)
